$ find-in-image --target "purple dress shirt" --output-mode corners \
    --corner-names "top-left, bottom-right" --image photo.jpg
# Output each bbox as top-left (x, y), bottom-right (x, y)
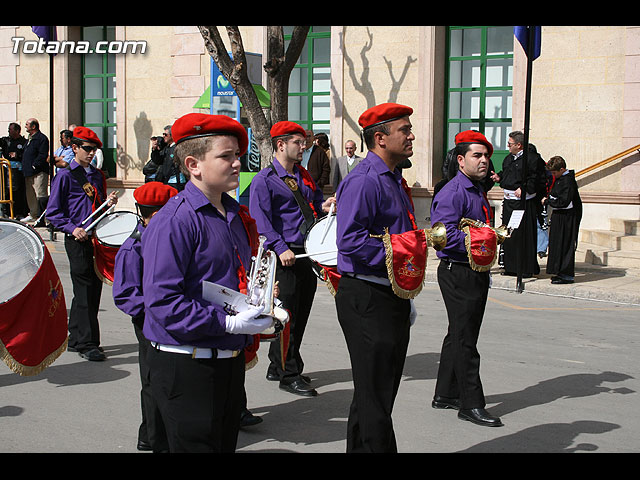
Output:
top-left (141, 181), bottom-right (253, 351)
top-left (431, 170), bottom-right (491, 263)
top-left (249, 158), bottom-right (325, 255)
top-left (335, 152), bottom-right (415, 277)
top-left (46, 159), bottom-right (106, 235)
top-left (112, 223), bottom-right (145, 319)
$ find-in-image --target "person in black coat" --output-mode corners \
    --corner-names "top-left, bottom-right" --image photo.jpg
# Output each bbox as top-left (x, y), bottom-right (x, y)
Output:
top-left (492, 131), bottom-right (546, 277)
top-left (21, 118), bottom-right (50, 222)
top-left (542, 156), bottom-right (582, 284)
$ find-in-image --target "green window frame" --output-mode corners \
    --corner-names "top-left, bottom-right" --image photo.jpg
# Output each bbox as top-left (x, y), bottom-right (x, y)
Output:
top-left (81, 26), bottom-right (117, 177)
top-left (445, 26), bottom-right (514, 171)
top-left (285, 26), bottom-right (331, 136)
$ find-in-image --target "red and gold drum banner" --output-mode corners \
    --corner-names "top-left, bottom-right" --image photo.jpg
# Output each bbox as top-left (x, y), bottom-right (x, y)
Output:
top-left (0, 247), bottom-right (68, 376)
top-left (461, 224), bottom-right (499, 272)
top-left (93, 239), bottom-right (118, 285)
top-left (380, 228), bottom-right (428, 299)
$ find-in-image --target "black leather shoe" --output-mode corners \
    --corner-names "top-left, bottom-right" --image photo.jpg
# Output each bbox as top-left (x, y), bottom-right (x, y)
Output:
top-left (432, 395), bottom-right (460, 410)
top-left (137, 440), bottom-right (152, 451)
top-left (551, 277), bottom-right (574, 284)
top-left (266, 372), bottom-right (280, 381)
top-left (240, 408), bottom-right (263, 427)
top-left (79, 348), bottom-right (106, 361)
top-left (458, 408), bottom-right (503, 427)
top-left (279, 379), bottom-right (317, 397)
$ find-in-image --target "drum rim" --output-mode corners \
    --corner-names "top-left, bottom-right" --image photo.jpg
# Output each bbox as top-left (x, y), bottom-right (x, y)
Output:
top-left (0, 217), bottom-right (46, 304)
top-left (94, 210), bottom-right (140, 247)
top-left (304, 215), bottom-right (338, 267)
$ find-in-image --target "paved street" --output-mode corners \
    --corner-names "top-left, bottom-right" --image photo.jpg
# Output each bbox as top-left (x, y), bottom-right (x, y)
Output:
top-left (1, 234), bottom-right (639, 453)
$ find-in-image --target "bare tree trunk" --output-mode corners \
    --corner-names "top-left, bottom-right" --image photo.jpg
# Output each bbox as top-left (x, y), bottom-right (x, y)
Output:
top-left (198, 26), bottom-right (310, 167)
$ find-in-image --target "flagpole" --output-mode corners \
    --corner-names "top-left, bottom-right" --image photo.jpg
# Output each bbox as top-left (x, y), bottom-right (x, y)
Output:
top-left (516, 26), bottom-right (535, 294)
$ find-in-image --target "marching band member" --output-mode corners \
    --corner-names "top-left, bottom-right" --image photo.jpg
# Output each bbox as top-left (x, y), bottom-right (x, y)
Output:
top-left (112, 181), bottom-right (177, 452)
top-left (249, 121), bottom-right (335, 397)
top-left (46, 126), bottom-right (117, 362)
top-left (430, 130), bottom-right (503, 427)
top-left (141, 113), bottom-right (272, 452)
top-left (334, 103), bottom-right (417, 453)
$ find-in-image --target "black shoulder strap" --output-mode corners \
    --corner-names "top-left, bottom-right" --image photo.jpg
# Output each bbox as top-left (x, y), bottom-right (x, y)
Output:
top-left (67, 165), bottom-right (97, 201)
top-left (269, 163), bottom-right (316, 235)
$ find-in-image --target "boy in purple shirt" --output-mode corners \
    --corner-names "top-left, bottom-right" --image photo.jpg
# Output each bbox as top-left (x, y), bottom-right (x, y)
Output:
top-left (46, 126), bottom-right (118, 361)
top-left (141, 113), bottom-right (272, 452)
top-left (113, 181), bottom-right (177, 452)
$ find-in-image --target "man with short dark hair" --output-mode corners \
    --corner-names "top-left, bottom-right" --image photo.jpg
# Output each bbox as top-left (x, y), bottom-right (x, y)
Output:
top-left (430, 130), bottom-right (503, 428)
top-left (250, 121), bottom-right (335, 397)
top-left (21, 118), bottom-right (50, 222)
top-left (334, 102), bottom-right (418, 452)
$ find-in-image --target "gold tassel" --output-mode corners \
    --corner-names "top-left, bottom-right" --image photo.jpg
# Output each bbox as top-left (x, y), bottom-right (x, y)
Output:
top-left (0, 337), bottom-right (68, 377)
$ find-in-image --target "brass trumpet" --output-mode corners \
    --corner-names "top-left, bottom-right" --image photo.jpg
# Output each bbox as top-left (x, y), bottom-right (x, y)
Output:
top-left (426, 222), bottom-right (447, 251)
top-left (247, 235), bottom-right (289, 336)
top-left (458, 218), bottom-right (512, 244)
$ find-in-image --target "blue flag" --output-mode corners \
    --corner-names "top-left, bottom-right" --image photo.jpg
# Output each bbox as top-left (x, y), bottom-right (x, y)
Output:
top-left (31, 26), bottom-right (57, 43)
top-left (514, 26), bottom-right (541, 60)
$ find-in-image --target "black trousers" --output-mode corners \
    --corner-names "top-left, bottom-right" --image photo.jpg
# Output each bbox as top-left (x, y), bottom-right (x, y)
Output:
top-left (65, 235), bottom-right (102, 351)
top-left (435, 260), bottom-right (490, 409)
top-left (147, 347), bottom-right (245, 453)
top-left (133, 320), bottom-right (168, 452)
top-left (335, 275), bottom-right (410, 453)
top-left (267, 250), bottom-right (317, 381)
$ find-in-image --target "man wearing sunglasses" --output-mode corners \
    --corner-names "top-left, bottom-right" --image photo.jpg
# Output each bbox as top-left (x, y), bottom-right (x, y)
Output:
top-left (47, 127), bottom-right (118, 361)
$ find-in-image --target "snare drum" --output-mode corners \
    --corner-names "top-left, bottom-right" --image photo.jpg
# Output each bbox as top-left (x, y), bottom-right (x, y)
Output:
top-left (94, 211), bottom-right (140, 247)
top-left (303, 214), bottom-right (338, 267)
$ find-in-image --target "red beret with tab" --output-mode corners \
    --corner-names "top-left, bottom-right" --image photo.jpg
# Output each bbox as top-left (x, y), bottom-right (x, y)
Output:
top-left (72, 126), bottom-right (102, 149)
top-left (270, 121), bottom-right (306, 139)
top-left (455, 130), bottom-right (494, 158)
top-left (172, 113), bottom-right (248, 155)
top-left (133, 182), bottom-right (178, 207)
top-left (358, 103), bottom-right (413, 130)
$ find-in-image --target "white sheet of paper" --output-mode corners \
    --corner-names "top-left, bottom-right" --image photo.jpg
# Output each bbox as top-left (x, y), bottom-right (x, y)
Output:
top-left (202, 280), bottom-right (250, 316)
top-left (507, 210), bottom-right (525, 229)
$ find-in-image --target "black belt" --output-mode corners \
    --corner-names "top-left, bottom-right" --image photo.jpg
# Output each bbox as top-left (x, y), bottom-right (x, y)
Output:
top-left (440, 258), bottom-right (471, 269)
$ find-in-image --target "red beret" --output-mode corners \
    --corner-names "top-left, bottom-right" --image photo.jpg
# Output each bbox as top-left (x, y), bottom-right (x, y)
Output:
top-left (358, 103), bottom-right (413, 130)
top-left (172, 113), bottom-right (248, 155)
top-left (133, 182), bottom-right (178, 207)
top-left (72, 126), bottom-right (102, 149)
top-left (455, 130), bottom-right (493, 158)
top-left (270, 121), bottom-right (306, 139)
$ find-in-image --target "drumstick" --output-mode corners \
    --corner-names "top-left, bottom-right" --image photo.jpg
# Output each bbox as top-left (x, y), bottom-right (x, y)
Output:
top-left (84, 205), bottom-right (115, 233)
top-left (295, 249), bottom-right (337, 259)
top-left (81, 190), bottom-right (120, 225)
top-left (321, 203), bottom-right (336, 243)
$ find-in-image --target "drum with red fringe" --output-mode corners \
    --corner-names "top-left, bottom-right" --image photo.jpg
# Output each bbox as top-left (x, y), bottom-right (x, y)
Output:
top-left (0, 219), bottom-right (68, 376)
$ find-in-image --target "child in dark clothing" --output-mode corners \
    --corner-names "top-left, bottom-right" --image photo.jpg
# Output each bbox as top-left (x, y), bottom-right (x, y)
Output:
top-left (541, 156), bottom-right (582, 284)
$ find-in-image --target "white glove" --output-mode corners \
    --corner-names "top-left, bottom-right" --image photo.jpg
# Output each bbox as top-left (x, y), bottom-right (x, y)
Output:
top-left (409, 299), bottom-right (417, 326)
top-left (225, 305), bottom-right (273, 335)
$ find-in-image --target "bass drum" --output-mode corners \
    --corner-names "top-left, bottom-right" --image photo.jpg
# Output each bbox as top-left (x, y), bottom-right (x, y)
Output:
top-left (94, 211), bottom-right (141, 247)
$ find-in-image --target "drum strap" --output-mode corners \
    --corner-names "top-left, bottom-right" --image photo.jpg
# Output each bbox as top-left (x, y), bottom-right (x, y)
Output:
top-left (67, 165), bottom-right (106, 209)
top-left (269, 164), bottom-right (317, 237)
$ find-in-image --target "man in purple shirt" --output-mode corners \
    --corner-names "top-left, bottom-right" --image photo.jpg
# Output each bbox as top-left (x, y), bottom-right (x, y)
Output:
top-left (141, 113), bottom-right (272, 453)
top-left (430, 130), bottom-right (503, 427)
top-left (250, 121), bottom-right (335, 397)
top-left (334, 103), bottom-right (416, 453)
top-left (112, 181), bottom-right (177, 453)
top-left (47, 126), bottom-right (118, 362)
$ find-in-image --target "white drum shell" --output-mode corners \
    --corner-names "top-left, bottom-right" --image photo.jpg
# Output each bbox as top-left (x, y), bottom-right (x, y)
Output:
top-left (304, 215), bottom-right (337, 267)
top-left (94, 211), bottom-right (140, 247)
